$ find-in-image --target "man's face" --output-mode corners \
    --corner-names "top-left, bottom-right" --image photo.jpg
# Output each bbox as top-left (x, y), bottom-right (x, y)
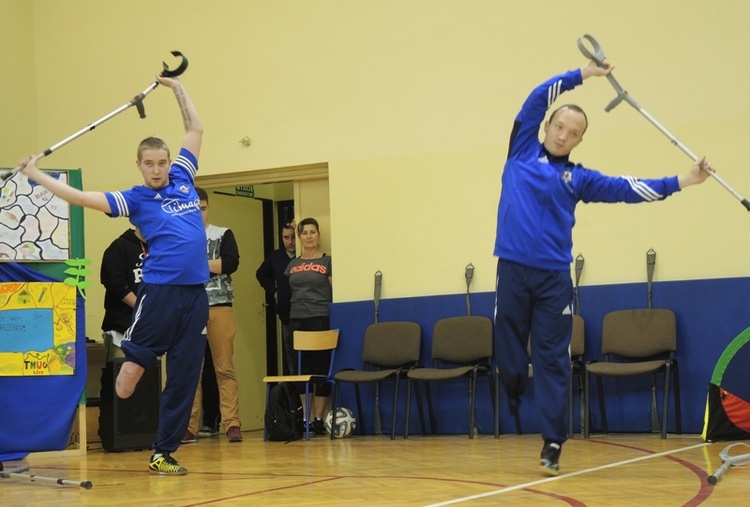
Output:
top-left (542, 108), bottom-right (586, 157)
top-left (199, 199), bottom-right (209, 228)
top-left (282, 227), bottom-right (296, 253)
top-left (137, 148), bottom-right (171, 189)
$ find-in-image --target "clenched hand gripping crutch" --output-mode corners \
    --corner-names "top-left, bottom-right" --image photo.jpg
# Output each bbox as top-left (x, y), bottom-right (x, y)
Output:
top-left (1, 51), bottom-right (189, 182)
top-left (577, 34), bottom-right (750, 212)
top-left (707, 442), bottom-right (750, 485)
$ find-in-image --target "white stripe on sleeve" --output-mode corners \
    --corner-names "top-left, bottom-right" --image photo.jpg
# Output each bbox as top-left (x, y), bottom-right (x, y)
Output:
top-left (623, 176), bottom-right (662, 201)
top-left (111, 191), bottom-right (130, 216)
top-left (175, 154), bottom-right (197, 180)
top-left (547, 80), bottom-right (562, 109)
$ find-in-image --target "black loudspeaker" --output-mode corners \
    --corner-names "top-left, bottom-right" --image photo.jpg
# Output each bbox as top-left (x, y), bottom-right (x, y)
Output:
top-left (99, 358), bottom-right (161, 452)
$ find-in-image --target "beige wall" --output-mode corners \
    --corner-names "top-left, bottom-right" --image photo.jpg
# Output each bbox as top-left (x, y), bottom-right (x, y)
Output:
top-left (0, 1), bottom-right (37, 162)
top-left (4, 1), bottom-right (750, 336)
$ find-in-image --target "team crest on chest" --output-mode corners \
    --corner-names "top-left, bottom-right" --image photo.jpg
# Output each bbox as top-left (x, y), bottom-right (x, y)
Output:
top-left (561, 170), bottom-right (573, 183)
top-left (179, 185), bottom-right (190, 194)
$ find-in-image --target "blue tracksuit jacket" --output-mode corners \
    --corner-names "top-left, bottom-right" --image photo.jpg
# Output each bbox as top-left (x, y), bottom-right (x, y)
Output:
top-left (494, 69), bottom-right (681, 271)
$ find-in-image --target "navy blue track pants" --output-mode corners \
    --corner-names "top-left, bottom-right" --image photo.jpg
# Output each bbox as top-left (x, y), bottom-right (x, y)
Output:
top-left (494, 259), bottom-right (573, 444)
top-left (122, 283), bottom-right (208, 454)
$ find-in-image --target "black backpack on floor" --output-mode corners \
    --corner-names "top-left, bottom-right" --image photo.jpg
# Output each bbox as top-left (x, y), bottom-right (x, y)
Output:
top-left (264, 382), bottom-right (304, 442)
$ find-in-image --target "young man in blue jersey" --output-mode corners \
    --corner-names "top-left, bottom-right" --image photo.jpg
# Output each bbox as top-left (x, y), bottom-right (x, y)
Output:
top-left (19, 73), bottom-right (208, 476)
top-left (494, 58), bottom-right (713, 476)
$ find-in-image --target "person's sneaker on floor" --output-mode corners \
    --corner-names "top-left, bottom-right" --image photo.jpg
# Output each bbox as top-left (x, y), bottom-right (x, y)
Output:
top-left (149, 453), bottom-right (187, 475)
top-left (311, 418), bottom-right (326, 436)
top-left (197, 425), bottom-right (219, 438)
top-left (227, 426), bottom-right (243, 442)
top-left (181, 431), bottom-right (196, 444)
top-left (539, 441), bottom-right (562, 476)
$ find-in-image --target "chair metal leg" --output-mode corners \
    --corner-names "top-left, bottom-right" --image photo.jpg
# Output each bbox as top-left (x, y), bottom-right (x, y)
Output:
top-left (578, 371), bottom-right (585, 435)
top-left (672, 361), bottom-right (682, 434)
top-left (330, 382), bottom-right (340, 440)
top-left (584, 370), bottom-right (590, 439)
top-left (304, 386), bottom-right (311, 441)
top-left (354, 384), bottom-right (366, 436)
top-left (650, 374), bottom-right (660, 434)
top-left (263, 383), bottom-right (271, 441)
top-left (568, 372), bottom-right (574, 438)
top-left (404, 379), bottom-right (412, 439)
top-left (390, 377), bottom-right (399, 440)
top-left (374, 383), bottom-right (382, 435)
top-left (596, 375), bottom-right (608, 435)
top-left (424, 382), bottom-right (436, 434)
top-left (661, 365), bottom-right (671, 439)
top-left (468, 372), bottom-right (477, 439)
top-left (491, 373), bottom-right (500, 438)
top-left (414, 381), bottom-right (427, 435)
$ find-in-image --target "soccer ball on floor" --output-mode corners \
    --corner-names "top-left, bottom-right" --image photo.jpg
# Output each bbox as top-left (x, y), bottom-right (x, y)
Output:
top-left (325, 407), bottom-right (357, 438)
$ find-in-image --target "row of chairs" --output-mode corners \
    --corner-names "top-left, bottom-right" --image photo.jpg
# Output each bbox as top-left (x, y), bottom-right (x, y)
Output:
top-left (263, 309), bottom-right (682, 441)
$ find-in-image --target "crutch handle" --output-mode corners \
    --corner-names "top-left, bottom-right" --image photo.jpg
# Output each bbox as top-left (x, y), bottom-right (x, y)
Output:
top-left (161, 51), bottom-right (189, 78)
top-left (1, 52), bottom-right (184, 182)
top-left (577, 34), bottom-right (606, 68)
top-left (1, 163), bottom-right (25, 182)
top-left (578, 34), bottom-right (632, 112)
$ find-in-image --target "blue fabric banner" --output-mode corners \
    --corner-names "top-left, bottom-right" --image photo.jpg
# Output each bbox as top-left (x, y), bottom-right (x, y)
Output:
top-left (0, 262), bottom-right (87, 460)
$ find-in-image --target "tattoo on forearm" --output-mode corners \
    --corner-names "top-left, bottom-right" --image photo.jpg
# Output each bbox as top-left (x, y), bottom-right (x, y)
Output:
top-left (173, 84), bottom-right (194, 130)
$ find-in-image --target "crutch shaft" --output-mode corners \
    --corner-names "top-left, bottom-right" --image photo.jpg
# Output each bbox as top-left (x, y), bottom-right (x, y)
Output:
top-left (578, 34), bottom-right (750, 212)
top-left (707, 460), bottom-right (730, 485)
top-left (5, 471), bottom-right (93, 489)
top-left (634, 106), bottom-right (748, 206)
top-left (1, 81), bottom-right (160, 182)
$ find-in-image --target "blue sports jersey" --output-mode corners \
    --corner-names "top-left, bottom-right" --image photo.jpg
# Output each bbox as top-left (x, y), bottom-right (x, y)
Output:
top-left (104, 148), bottom-right (209, 285)
top-left (494, 69), bottom-right (681, 271)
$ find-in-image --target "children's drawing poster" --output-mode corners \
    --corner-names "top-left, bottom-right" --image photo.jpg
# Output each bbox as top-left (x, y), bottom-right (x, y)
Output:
top-left (0, 282), bottom-right (76, 376)
top-left (0, 171), bottom-right (71, 261)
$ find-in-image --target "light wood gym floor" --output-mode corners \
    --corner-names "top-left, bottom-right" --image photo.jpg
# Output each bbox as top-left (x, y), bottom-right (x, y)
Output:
top-left (1, 431), bottom-right (748, 506)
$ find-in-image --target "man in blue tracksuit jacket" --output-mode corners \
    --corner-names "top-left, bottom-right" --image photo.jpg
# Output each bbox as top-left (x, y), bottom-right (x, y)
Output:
top-left (494, 58), bottom-right (712, 475)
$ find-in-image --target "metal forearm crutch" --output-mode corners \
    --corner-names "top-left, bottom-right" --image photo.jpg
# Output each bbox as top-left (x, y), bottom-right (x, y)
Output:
top-left (577, 34), bottom-right (750, 212)
top-left (1, 51), bottom-right (189, 182)
top-left (373, 270), bottom-right (383, 434)
top-left (707, 442), bottom-right (750, 485)
top-left (0, 463), bottom-right (92, 489)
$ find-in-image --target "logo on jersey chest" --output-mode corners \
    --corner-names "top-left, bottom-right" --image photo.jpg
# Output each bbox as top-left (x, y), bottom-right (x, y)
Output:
top-left (161, 198), bottom-right (200, 216)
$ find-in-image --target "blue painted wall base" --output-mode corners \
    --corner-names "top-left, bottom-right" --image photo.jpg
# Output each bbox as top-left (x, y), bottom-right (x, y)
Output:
top-left (329, 276), bottom-right (750, 437)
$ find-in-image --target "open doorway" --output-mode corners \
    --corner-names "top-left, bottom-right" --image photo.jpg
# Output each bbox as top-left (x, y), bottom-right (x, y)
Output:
top-left (195, 163), bottom-right (329, 431)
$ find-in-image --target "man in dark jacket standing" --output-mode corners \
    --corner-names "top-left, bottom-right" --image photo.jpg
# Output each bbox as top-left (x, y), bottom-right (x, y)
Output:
top-left (256, 222), bottom-right (296, 374)
top-left (100, 228), bottom-right (148, 361)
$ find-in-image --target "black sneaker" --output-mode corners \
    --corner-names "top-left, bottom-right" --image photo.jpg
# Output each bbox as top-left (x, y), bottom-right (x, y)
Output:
top-left (311, 418), bottom-right (326, 436)
top-left (539, 441), bottom-right (561, 476)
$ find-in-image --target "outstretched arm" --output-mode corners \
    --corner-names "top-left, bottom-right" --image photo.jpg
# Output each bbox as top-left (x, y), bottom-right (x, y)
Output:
top-left (20, 155), bottom-right (111, 213)
top-left (156, 75), bottom-right (203, 159)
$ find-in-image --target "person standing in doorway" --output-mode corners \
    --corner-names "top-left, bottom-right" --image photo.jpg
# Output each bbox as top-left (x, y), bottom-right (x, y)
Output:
top-left (285, 217), bottom-right (332, 435)
top-left (256, 221), bottom-right (296, 374)
top-left (184, 187), bottom-right (243, 443)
